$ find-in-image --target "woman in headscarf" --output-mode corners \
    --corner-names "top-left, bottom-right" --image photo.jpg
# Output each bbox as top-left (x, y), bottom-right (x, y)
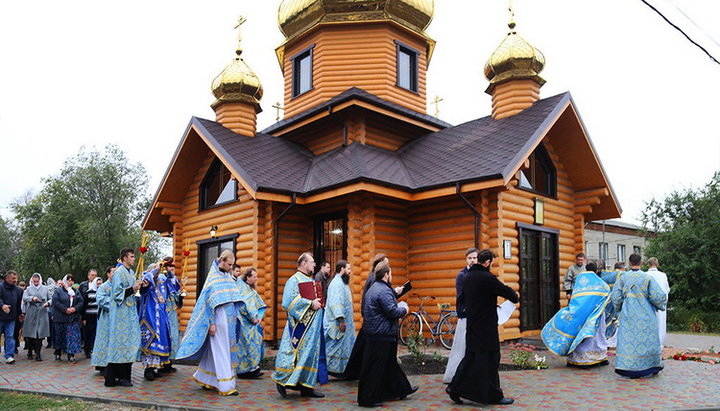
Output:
top-left (177, 250), bottom-right (243, 395)
top-left (51, 274), bottom-right (83, 362)
top-left (22, 273), bottom-right (51, 361)
top-left (81, 277), bottom-right (102, 358)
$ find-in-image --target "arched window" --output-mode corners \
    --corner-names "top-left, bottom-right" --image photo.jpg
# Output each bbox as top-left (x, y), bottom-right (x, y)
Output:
top-left (518, 144), bottom-right (556, 197)
top-left (200, 158), bottom-right (237, 210)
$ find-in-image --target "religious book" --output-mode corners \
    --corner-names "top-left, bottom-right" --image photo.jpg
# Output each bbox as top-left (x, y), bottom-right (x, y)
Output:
top-left (497, 300), bottom-right (516, 325)
top-left (298, 280), bottom-right (324, 305)
top-left (396, 281), bottom-right (413, 298)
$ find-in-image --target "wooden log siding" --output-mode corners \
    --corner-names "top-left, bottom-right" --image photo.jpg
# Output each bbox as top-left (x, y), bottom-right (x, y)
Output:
top-left (407, 196), bottom-right (475, 326)
top-left (174, 153), bottom-right (260, 329)
top-left (498, 141), bottom-right (578, 338)
top-left (282, 23), bottom-right (428, 118)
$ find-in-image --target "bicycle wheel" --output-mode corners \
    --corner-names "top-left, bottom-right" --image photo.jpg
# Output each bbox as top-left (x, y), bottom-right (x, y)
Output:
top-left (438, 311), bottom-right (458, 350)
top-left (399, 312), bottom-right (422, 346)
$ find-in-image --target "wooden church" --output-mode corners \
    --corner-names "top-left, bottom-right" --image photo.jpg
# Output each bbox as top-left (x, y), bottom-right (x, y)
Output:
top-left (142, 0), bottom-right (621, 343)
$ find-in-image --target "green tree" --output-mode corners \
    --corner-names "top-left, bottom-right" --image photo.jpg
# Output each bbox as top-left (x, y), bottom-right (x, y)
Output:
top-left (0, 216), bottom-right (15, 274)
top-left (642, 171), bottom-right (720, 312)
top-left (12, 145), bottom-right (167, 280)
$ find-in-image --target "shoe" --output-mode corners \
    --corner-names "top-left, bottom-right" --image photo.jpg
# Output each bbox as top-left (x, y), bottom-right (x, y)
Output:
top-left (35, 354), bottom-right (43, 362)
top-left (54, 354), bottom-right (61, 361)
top-left (446, 387), bottom-right (463, 405)
top-left (144, 368), bottom-right (156, 381)
top-left (5, 357), bottom-right (15, 364)
top-left (491, 398), bottom-right (515, 405)
top-left (104, 381), bottom-right (117, 387)
top-left (117, 379), bottom-right (133, 387)
top-left (85, 352), bottom-right (92, 359)
top-left (158, 365), bottom-right (177, 374)
top-left (359, 402), bottom-right (384, 407)
top-left (152, 369), bottom-right (163, 378)
top-left (27, 353), bottom-right (33, 360)
top-left (68, 355), bottom-right (75, 363)
top-left (228, 391), bottom-right (239, 396)
top-left (276, 383), bottom-right (287, 398)
top-left (400, 386), bottom-right (419, 400)
top-left (300, 388), bottom-right (325, 398)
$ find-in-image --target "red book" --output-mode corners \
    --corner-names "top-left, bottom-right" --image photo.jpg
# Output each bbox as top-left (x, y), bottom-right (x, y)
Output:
top-left (298, 280), bottom-right (324, 305)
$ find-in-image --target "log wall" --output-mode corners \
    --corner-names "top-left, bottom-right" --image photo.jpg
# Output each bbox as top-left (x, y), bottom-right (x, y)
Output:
top-left (282, 23), bottom-right (428, 118)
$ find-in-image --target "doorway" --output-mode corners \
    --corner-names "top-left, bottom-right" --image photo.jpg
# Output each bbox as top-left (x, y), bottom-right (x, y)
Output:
top-left (518, 224), bottom-right (559, 331)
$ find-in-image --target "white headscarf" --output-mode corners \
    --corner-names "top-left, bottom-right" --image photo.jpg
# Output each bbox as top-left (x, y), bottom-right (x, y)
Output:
top-left (62, 275), bottom-right (75, 297)
top-left (28, 273), bottom-right (43, 293)
top-left (89, 277), bottom-right (102, 292)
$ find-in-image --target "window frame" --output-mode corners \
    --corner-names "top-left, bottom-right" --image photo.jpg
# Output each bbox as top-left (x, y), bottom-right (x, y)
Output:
top-left (394, 40), bottom-right (419, 93)
top-left (599, 242), bottom-right (609, 261)
top-left (516, 144), bottom-right (557, 198)
top-left (617, 244), bottom-right (626, 262)
top-left (291, 44), bottom-right (315, 98)
top-left (199, 158), bottom-right (238, 211)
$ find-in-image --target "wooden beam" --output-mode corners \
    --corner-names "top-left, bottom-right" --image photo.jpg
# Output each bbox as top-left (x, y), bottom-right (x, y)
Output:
top-left (576, 187), bottom-right (609, 198)
top-left (575, 205), bottom-right (593, 214)
top-left (156, 201), bottom-right (182, 209)
top-left (161, 208), bottom-right (182, 216)
top-left (574, 196), bottom-right (601, 206)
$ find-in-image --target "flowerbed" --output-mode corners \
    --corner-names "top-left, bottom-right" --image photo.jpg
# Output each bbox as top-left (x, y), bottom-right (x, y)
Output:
top-left (666, 348), bottom-right (719, 365)
top-left (508, 343), bottom-right (548, 370)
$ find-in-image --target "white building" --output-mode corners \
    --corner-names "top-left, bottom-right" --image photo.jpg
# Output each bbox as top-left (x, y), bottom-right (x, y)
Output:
top-left (584, 220), bottom-right (653, 267)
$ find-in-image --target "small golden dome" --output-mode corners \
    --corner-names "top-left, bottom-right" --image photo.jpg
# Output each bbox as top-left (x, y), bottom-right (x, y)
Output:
top-left (278, 0), bottom-right (435, 39)
top-left (211, 48), bottom-right (263, 111)
top-left (484, 22), bottom-right (545, 87)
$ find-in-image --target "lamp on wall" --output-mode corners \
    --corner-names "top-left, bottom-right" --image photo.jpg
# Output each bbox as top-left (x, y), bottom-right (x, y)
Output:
top-left (210, 225), bottom-right (218, 238)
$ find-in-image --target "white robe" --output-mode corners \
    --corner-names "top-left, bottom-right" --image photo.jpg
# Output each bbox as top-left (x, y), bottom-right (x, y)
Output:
top-left (442, 318), bottom-right (466, 383)
top-left (647, 268), bottom-right (670, 346)
top-left (193, 305), bottom-right (236, 395)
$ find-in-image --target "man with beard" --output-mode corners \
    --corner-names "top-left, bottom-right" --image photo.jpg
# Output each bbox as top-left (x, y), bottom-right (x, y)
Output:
top-left (324, 260), bottom-right (355, 377)
top-left (446, 249), bottom-right (519, 405)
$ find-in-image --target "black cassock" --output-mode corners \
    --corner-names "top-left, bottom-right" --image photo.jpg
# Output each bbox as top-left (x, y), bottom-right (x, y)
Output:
top-left (448, 263), bottom-right (519, 404)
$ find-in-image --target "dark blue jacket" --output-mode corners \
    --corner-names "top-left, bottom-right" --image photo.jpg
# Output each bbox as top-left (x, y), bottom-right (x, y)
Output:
top-left (51, 287), bottom-right (83, 323)
top-left (0, 281), bottom-right (23, 322)
top-left (362, 279), bottom-right (406, 341)
top-left (455, 266), bottom-right (469, 319)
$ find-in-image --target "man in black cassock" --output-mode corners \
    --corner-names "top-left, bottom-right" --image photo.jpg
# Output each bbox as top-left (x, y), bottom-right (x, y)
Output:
top-left (446, 249), bottom-right (519, 406)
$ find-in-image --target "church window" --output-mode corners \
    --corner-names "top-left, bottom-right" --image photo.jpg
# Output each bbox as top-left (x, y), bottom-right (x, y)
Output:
top-left (292, 45), bottom-right (314, 97)
top-left (200, 158), bottom-right (237, 210)
top-left (395, 41), bottom-right (419, 92)
top-left (517, 144), bottom-right (556, 197)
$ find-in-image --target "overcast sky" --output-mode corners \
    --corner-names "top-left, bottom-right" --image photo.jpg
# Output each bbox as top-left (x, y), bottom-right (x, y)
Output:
top-left (1, 0), bottom-right (718, 225)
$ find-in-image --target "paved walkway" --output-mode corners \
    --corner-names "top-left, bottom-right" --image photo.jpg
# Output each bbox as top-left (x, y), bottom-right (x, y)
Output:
top-left (666, 333), bottom-right (720, 352)
top-left (1, 344), bottom-right (719, 410)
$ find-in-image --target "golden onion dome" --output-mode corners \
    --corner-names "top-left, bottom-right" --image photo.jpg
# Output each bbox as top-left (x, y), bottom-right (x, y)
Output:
top-left (278, 0), bottom-right (435, 39)
top-left (211, 48), bottom-right (263, 110)
top-left (484, 21), bottom-right (545, 87)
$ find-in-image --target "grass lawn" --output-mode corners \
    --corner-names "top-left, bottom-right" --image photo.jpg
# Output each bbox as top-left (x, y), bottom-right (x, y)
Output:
top-left (0, 391), bottom-right (142, 411)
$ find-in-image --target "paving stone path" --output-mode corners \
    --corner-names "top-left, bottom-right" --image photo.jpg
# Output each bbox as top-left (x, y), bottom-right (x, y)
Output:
top-left (1, 343), bottom-right (719, 410)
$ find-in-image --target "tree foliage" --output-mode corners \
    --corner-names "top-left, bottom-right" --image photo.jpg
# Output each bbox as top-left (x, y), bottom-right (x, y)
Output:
top-left (0, 217), bottom-right (16, 274)
top-left (11, 145), bottom-right (167, 280)
top-left (642, 171), bottom-right (720, 312)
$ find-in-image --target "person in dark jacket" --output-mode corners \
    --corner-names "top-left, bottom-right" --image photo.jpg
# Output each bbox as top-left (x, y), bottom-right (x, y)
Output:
top-left (446, 249), bottom-right (519, 406)
top-left (51, 274), bottom-right (83, 362)
top-left (81, 277), bottom-right (102, 358)
top-left (0, 270), bottom-right (24, 363)
top-left (357, 260), bottom-right (417, 407)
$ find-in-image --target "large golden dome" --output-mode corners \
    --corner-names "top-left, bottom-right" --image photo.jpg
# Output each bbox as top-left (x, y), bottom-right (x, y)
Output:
top-left (278, 0), bottom-right (435, 39)
top-left (211, 48), bottom-right (263, 111)
top-left (484, 22), bottom-right (545, 87)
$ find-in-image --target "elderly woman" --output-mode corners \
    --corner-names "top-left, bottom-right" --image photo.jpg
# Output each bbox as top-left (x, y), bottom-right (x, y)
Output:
top-left (22, 273), bottom-right (51, 361)
top-left (358, 261), bottom-right (417, 407)
top-left (51, 274), bottom-right (83, 362)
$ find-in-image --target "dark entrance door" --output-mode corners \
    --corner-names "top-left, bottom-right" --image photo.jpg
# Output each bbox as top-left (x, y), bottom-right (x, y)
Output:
top-left (519, 225), bottom-right (559, 331)
top-left (196, 234), bottom-right (236, 297)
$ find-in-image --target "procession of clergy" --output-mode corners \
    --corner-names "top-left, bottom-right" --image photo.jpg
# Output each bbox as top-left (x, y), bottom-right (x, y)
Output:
top-left (92, 244), bottom-right (670, 406)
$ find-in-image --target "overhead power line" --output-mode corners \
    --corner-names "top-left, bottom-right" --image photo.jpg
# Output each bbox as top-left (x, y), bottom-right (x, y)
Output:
top-left (639, 0), bottom-right (720, 66)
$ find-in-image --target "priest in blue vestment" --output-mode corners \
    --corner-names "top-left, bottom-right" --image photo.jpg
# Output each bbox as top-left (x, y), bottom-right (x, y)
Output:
top-left (601, 262), bottom-right (625, 344)
top-left (139, 263), bottom-right (172, 381)
top-left (177, 250), bottom-right (243, 396)
top-left (161, 259), bottom-right (181, 373)
top-left (324, 260), bottom-right (355, 376)
top-left (90, 266), bottom-right (115, 373)
top-left (611, 253), bottom-right (667, 378)
top-left (272, 252), bottom-right (325, 399)
top-left (104, 248), bottom-right (142, 387)
top-left (542, 262), bottom-right (611, 368)
top-left (235, 267), bottom-right (267, 379)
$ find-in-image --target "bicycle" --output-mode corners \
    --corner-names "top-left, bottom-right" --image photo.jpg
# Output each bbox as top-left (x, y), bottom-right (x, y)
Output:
top-left (399, 293), bottom-right (458, 350)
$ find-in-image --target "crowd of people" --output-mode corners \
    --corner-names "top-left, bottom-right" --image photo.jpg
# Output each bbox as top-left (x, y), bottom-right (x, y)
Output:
top-left (0, 245), bottom-right (672, 407)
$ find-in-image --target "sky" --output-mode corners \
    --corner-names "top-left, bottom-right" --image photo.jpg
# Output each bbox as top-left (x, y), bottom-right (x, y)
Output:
top-left (1, 0), bottom-right (719, 226)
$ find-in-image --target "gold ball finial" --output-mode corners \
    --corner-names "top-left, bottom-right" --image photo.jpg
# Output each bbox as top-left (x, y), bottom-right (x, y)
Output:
top-left (211, 17), bottom-right (263, 111)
